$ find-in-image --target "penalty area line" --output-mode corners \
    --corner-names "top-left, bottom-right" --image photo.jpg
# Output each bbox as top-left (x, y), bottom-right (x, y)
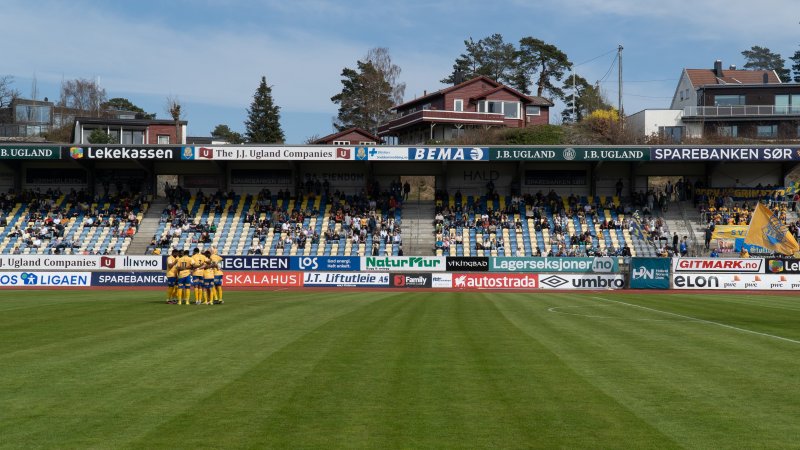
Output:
top-left (592, 296), bottom-right (800, 345)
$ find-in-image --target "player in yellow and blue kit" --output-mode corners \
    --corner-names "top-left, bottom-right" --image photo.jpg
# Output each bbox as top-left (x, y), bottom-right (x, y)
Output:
top-left (166, 249), bottom-right (179, 304)
top-left (210, 246), bottom-right (224, 304)
top-left (191, 248), bottom-right (208, 304)
top-left (202, 250), bottom-right (216, 304)
top-left (176, 250), bottom-right (194, 305)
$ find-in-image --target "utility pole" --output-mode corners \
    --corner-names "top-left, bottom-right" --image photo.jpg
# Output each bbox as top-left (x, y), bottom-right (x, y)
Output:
top-left (618, 44), bottom-right (624, 131)
top-left (571, 68), bottom-right (576, 121)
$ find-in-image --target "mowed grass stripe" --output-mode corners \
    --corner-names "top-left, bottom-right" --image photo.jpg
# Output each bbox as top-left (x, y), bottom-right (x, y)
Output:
top-left (131, 291), bottom-right (676, 449)
top-left (0, 291), bottom-right (386, 448)
top-left (491, 293), bottom-right (800, 448)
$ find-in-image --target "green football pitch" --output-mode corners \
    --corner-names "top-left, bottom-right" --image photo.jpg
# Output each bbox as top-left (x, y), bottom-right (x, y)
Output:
top-left (2, 289), bottom-right (800, 449)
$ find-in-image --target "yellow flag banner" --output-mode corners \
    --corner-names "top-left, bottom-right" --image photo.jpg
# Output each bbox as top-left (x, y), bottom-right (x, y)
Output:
top-left (711, 225), bottom-right (748, 240)
top-left (744, 203), bottom-right (799, 256)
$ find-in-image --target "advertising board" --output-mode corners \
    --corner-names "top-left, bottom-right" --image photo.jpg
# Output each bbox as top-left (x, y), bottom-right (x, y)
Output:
top-left (489, 257), bottom-right (619, 273)
top-left (181, 146), bottom-right (352, 161)
top-left (629, 258), bottom-right (671, 289)
top-left (91, 272), bottom-right (166, 287)
top-left (67, 146), bottom-right (178, 160)
top-left (538, 274), bottom-right (626, 289)
top-left (672, 273), bottom-right (800, 290)
top-left (651, 147), bottom-right (799, 161)
top-left (491, 147), bottom-right (648, 161)
top-left (671, 258), bottom-right (764, 273)
top-left (0, 145), bottom-right (60, 159)
top-left (765, 258), bottom-right (800, 274)
top-left (220, 256), bottom-right (290, 271)
top-left (362, 256), bottom-right (446, 272)
top-left (0, 255), bottom-right (164, 271)
top-left (710, 225), bottom-right (748, 240)
top-left (289, 256), bottom-right (360, 271)
top-left (432, 273), bottom-right (453, 288)
top-left (224, 271), bottom-right (303, 287)
top-left (407, 147), bottom-right (489, 161)
top-left (445, 257), bottom-right (489, 272)
top-left (452, 273), bottom-right (538, 289)
top-left (0, 272), bottom-right (91, 287)
top-left (390, 273), bottom-right (433, 288)
top-left (303, 272), bottom-right (390, 287)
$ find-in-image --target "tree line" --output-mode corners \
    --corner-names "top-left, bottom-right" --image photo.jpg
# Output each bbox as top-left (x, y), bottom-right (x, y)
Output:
top-left (3, 32), bottom-right (800, 144)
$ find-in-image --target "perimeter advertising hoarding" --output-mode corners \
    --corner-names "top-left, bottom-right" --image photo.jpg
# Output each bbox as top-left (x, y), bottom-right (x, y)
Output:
top-left (629, 258), bottom-right (671, 289)
top-left (390, 273), bottom-right (433, 288)
top-left (220, 256), bottom-right (290, 271)
top-left (764, 259), bottom-right (800, 274)
top-left (489, 257), bottom-right (619, 273)
top-left (452, 273), bottom-right (539, 289)
top-left (224, 272), bottom-right (303, 287)
top-left (219, 256), bottom-right (359, 271)
top-left (671, 258), bottom-right (764, 273)
top-left (538, 274), bottom-right (626, 289)
top-left (362, 256), bottom-right (446, 272)
top-left (0, 272), bottom-right (91, 287)
top-left (445, 257), bottom-right (489, 272)
top-left (92, 272), bottom-right (166, 287)
top-left (303, 272), bottom-right (390, 287)
top-left (672, 273), bottom-right (800, 290)
top-left (432, 273), bottom-right (453, 288)
top-left (651, 147), bottom-right (800, 161)
top-left (491, 147), bottom-right (648, 161)
top-left (0, 255), bottom-right (164, 271)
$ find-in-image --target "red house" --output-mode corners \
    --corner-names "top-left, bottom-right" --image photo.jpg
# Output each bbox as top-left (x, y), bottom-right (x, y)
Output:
top-left (378, 76), bottom-right (552, 144)
top-left (311, 127), bottom-right (382, 145)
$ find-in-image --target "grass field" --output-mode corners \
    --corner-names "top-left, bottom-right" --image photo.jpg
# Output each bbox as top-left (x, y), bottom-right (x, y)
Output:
top-left (2, 289), bottom-right (800, 449)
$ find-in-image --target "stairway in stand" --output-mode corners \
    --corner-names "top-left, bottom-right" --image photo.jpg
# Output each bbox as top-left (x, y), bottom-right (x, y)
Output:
top-left (399, 200), bottom-right (435, 256)
top-left (127, 199), bottom-right (169, 255)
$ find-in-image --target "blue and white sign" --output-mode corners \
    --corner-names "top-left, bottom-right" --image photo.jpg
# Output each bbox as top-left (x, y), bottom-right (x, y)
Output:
top-left (92, 272), bottom-right (166, 287)
top-left (651, 147), bottom-right (800, 161)
top-left (0, 271), bottom-right (91, 287)
top-left (629, 258), bottom-right (671, 289)
top-left (408, 147), bottom-right (489, 161)
top-left (303, 272), bottom-right (390, 287)
top-left (220, 256), bottom-right (290, 271)
top-left (290, 256), bottom-right (360, 271)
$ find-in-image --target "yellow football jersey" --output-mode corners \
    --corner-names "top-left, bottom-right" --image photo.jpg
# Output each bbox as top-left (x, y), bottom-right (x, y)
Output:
top-left (177, 255), bottom-right (193, 279)
top-left (166, 256), bottom-right (178, 277)
top-left (191, 253), bottom-right (208, 276)
top-left (211, 253), bottom-right (224, 276)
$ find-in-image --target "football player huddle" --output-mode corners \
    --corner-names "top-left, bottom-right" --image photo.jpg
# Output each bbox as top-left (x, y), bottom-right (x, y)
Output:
top-left (165, 247), bottom-right (224, 305)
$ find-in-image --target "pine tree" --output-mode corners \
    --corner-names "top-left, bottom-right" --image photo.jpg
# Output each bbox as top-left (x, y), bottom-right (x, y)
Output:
top-left (245, 76), bottom-right (284, 143)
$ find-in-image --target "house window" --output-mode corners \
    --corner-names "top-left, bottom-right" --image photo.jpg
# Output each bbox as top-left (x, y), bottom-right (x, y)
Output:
top-left (422, 103), bottom-right (432, 110)
top-left (478, 100), bottom-right (519, 118)
top-left (453, 99), bottom-right (463, 112)
top-left (714, 95), bottom-right (745, 106)
top-left (358, 141), bottom-right (376, 145)
top-left (775, 94), bottom-right (800, 113)
top-left (121, 130), bottom-right (145, 145)
top-left (718, 125), bottom-right (738, 137)
top-left (332, 140), bottom-right (350, 145)
top-left (526, 105), bottom-right (541, 116)
top-left (756, 125), bottom-right (777, 138)
top-left (157, 135), bottom-right (170, 144)
top-left (659, 126), bottom-right (683, 143)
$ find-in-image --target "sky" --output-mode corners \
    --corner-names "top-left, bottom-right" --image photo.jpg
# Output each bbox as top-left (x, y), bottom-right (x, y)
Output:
top-left (3, 0), bottom-right (799, 143)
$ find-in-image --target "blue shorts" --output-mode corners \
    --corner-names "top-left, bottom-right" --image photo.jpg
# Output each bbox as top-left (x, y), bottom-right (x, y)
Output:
top-left (214, 275), bottom-right (223, 286)
top-left (193, 275), bottom-right (204, 286)
top-left (204, 278), bottom-right (214, 289)
top-left (178, 276), bottom-right (192, 288)
top-left (167, 276), bottom-right (177, 287)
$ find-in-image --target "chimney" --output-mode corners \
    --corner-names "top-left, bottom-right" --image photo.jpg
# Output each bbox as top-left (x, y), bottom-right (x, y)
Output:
top-left (763, 73), bottom-right (769, 84)
top-left (714, 60), bottom-right (723, 77)
top-left (729, 65), bottom-right (736, 70)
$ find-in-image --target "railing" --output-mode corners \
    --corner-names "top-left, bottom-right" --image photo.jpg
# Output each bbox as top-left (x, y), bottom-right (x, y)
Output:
top-left (683, 105), bottom-right (800, 117)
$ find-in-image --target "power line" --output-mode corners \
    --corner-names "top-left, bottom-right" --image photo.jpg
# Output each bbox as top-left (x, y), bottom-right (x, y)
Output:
top-left (599, 78), bottom-right (677, 83)
top-left (598, 53), bottom-right (618, 84)
top-left (574, 48), bottom-right (617, 67)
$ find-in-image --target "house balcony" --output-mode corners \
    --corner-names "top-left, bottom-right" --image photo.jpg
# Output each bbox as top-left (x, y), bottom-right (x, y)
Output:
top-left (378, 110), bottom-right (507, 135)
top-left (683, 105), bottom-right (800, 119)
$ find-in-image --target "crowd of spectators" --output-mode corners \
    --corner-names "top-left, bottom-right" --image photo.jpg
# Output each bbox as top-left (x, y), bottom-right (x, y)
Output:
top-left (0, 188), bottom-right (146, 255)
